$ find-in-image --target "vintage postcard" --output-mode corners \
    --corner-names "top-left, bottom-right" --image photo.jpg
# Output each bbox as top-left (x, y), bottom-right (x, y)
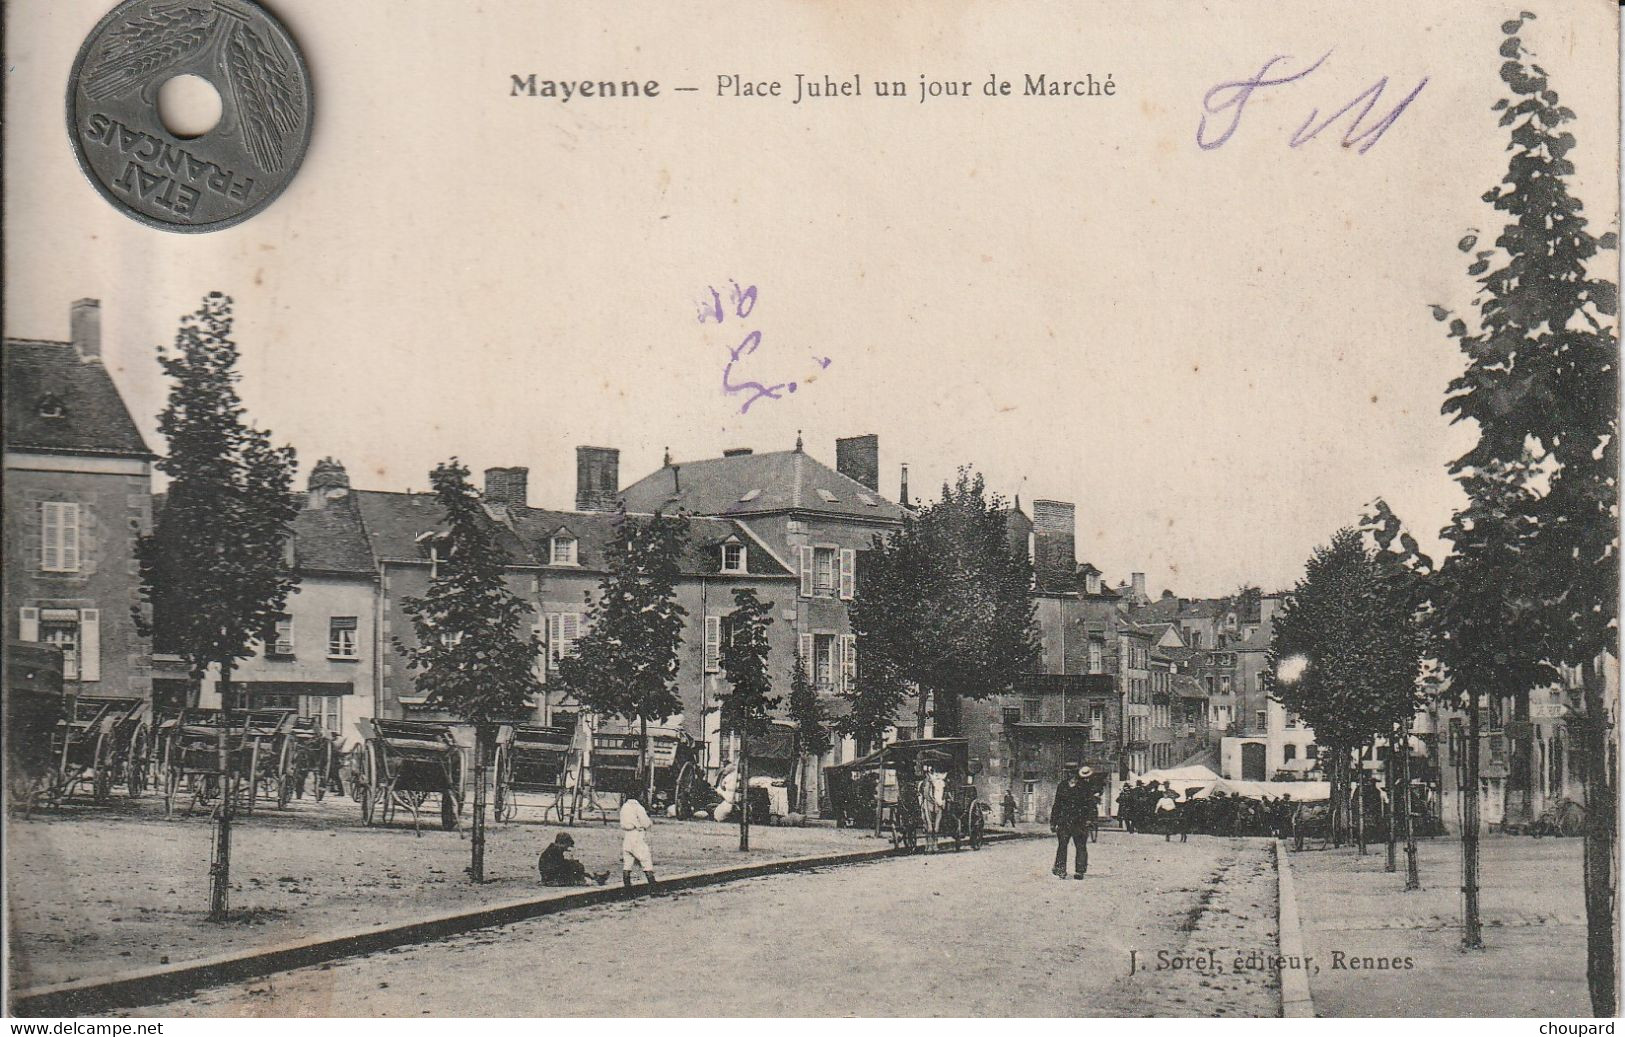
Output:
top-left (3, 0), bottom-right (1621, 1023)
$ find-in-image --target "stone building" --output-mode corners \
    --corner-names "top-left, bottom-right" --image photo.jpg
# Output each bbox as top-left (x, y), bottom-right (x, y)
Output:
top-left (4, 300), bottom-right (154, 700)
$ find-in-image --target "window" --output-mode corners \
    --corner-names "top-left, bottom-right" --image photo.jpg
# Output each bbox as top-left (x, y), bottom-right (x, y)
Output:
top-left (1255, 710), bottom-right (1268, 731)
top-left (814, 547), bottom-right (836, 596)
top-left (1022, 696), bottom-right (1042, 722)
top-left (722, 543), bottom-right (746, 573)
top-left (38, 394), bottom-right (65, 419)
top-left (269, 615), bottom-right (294, 656)
top-left (1306, 743), bottom-right (1319, 761)
top-left (1088, 641), bottom-right (1103, 674)
top-left (40, 612), bottom-right (80, 679)
top-left (40, 502), bottom-right (81, 572)
top-left (1284, 744), bottom-right (1297, 762)
top-left (548, 612), bottom-right (582, 660)
top-left (550, 536), bottom-right (577, 566)
top-left (812, 633), bottom-right (837, 689)
top-left (329, 617), bottom-right (359, 658)
top-left (1090, 704), bottom-right (1105, 742)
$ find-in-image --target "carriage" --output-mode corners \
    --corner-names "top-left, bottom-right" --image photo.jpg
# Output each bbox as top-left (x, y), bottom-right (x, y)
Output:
top-left (156, 707), bottom-right (300, 816)
top-left (353, 717), bottom-right (465, 833)
top-left (584, 725), bottom-right (711, 820)
top-left (847, 737), bottom-right (987, 853)
top-left (493, 721), bottom-right (575, 823)
top-left (288, 716), bottom-right (337, 802)
top-left (8, 684), bottom-right (151, 809)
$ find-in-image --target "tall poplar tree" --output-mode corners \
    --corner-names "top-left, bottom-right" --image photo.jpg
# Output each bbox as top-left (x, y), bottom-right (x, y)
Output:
top-left (1430, 14), bottom-right (1618, 1009)
top-left (394, 460), bottom-right (541, 883)
top-left (136, 292), bottom-right (300, 920)
top-left (556, 506), bottom-right (690, 798)
top-left (718, 588), bottom-right (778, 850)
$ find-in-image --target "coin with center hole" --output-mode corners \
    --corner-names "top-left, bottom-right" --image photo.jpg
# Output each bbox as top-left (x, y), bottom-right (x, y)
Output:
top-left (67, 0), bottom-right (312, 232)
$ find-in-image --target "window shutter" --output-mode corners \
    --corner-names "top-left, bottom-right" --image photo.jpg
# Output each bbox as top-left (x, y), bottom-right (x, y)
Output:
top-left (562, 613), bottom-right (581, 657)
top-left (547, 613), bottom-right (562, 661)
top-left (799, 546), bottom-right (813, 597)
top-left (839, 549), bottom-right (855, 600)
top-left (79, 609), bottom-right (100, 682)
top-left (705, 616), bottom-right (722, 673)
top-left (533, 621), bottom-right (547, 683)
top-left (841, 634), bottom-right (856, 691)
top-left (799, 633), bottom-right (813, 678)
top-left (19, 607), bottom-right (39, 642)
top-left (62, 504), bottom-right (81, 572)
top-left (40, 503), bottom-right (58, 571)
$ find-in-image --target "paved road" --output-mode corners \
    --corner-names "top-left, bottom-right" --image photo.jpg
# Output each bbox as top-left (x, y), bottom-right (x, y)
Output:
top-left (129, 833), bottom-right (1280, 1017)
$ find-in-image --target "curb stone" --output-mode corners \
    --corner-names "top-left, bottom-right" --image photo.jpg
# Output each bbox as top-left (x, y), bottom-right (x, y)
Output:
top-left (1274, 838), bottom-right (1316, 1018)
top-left (9, 829), bottom-right (1038, 1016)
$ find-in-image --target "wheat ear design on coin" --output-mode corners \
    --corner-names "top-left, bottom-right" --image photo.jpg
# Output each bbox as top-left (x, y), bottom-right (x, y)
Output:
top-left (222, 22), bottom-right (300, 172)
top-left (82, 4), bottom-right (218, 102)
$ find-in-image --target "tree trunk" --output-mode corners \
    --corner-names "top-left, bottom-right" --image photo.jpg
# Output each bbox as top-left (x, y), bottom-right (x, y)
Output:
top-left (470, 726), bottom-right (490, 883)
top-left (1355, 758), bottom-right (1367, 856)
top-left (1400, 715), bottom-right (1420, 891)
top-left (1508, 688), bottom-right (1534, 831)
top-left (1329, 744), bottom-right (1347, 847)
top-left (1580, 656), bottom-right (1617, 1016)
top-left (915, 685), bottom-right (928, 740)
top-left (1463, 685), bottom-right (1484, 949)
top-left (640, 711), bottom-right (652, 804)
top-left (1385, 734), bottom-right (1398, 873)
top-left (738, 747), bottom-right (751, 851)
top-left (208, 663), bottom-right (234, 921)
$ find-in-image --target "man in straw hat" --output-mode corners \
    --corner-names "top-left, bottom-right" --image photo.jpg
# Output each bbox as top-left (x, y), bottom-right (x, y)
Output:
top-left (1051, 765), bottom-right (1098, 878)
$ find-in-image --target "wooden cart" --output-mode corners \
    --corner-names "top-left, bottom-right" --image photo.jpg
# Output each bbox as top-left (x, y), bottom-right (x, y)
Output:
top-left (847, 738), bottom-right (986, 852)
top-left (354, 717), bottom-right (465, 833)
top-left (156, 707), bottom-right (299, 816)
top-left (493, 721), bottom-right (575, 823)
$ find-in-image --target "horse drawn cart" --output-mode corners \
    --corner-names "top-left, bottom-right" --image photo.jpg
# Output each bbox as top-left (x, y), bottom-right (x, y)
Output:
top-left (847, 737), bottom-right (987, 852)
top-left (8, 686), bottom-right (151, 810)
top-left (493, 721), bottom-right (575, 823)
top-left (354, 717), bottom-right (465, 833)
top-left (583, 725), bottom-right (711, 820)
top-left (156, 707), bottom-right (299, 816)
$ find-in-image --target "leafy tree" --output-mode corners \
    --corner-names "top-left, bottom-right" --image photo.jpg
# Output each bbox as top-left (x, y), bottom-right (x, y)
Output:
top-left (786, 649), bottom-right (830, 812)
top-left (1430, 15), bottom-right (1617, 1007)
top-left (135, 293), bottom-right (299, 921)
top-left (1266, 527), bottom-right (1424, 847)
top-left (556, 505), bottom-right (690, 797)
top-left (718, 588), bottom-right (778, 850)
top-left (394, 459), bottom-right (542, 882)
top-left (848, 468), bottom-right (1039, 739)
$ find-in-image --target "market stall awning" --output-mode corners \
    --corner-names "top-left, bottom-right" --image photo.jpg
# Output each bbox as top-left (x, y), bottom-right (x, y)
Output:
top-left (843, 737), bottom-right (969, 771)
top-left (1195, 778), bottom-right (1331, 802)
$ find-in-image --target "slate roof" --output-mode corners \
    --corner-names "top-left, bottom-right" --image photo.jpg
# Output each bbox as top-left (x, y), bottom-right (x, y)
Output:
top-left (505, 506), bottom-right (791, 577)
top-left (618, 449), bottom-right (906, 522)
top-left (352, 489), bottom-right (537, 566)
top-left (291, 497), bottom-right (375, 576)
top-left (3, 339), bottom-right (152, 458)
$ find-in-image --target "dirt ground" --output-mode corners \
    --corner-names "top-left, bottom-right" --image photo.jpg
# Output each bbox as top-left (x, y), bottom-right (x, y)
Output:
top-left (126, 832), bottom-right (1280, 1017)
top-left (5, 793), bottom-right (870, 991)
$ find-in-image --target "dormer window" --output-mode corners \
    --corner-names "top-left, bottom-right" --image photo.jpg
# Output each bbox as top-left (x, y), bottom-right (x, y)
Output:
top-left (550, 535), bottom-right (578, 566)
top-left (38, 394), bottom-right (65, 419)
top-left (739, 489), bottom-right (762, 503)
top-left (816, 488), bottom-right (838, 503)
top-left (722, 542), bottom-right (746, 573)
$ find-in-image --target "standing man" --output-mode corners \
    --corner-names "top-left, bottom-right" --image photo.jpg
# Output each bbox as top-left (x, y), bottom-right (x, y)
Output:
top-left (1002, 789), bottom-right (1019, 828)
top-left (1051, 766), bottom-right (1096, 879)
top-left (620, 790), bottom-right (658, 890)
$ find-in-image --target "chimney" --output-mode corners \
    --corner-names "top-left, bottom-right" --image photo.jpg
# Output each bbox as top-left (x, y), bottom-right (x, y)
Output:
top-left (484, 466), bottom-right (529, 509)
top-left (71, 299), bottom-right (101, 362)
top-left (723, 447), bottom-right (753, 457)
top-left (575, 446), bottom-right (620, 511)
top-left (1031, 500), bottom-right (1077, 589)
top-left (1131, 572), bottom-right (1147, 603)
top-left (899, 463), bottom-right (910, 507)
top-left (835, 434), bottom-right (880, 491)
top-left (306, 457), bottom-right (350, 510)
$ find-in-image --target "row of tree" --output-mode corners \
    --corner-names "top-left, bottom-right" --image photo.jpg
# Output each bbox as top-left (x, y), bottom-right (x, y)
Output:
top-left (1268, 14), bottom-right (1617, 1016)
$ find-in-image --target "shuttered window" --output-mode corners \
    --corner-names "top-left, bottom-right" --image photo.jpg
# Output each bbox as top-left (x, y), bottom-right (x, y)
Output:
top-left (41, 502), bottom-right (81, 573)
top-left (840, 634), bottom-right (856, 691)
top-left (705, 615), bottom-right (722, 672)
top-left (839, 549), bottom-right (855, 600)
top-left (548, 612), bottom-right (583, 660)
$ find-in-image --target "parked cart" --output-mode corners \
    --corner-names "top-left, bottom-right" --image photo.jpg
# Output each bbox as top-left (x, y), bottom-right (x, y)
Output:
top-left (846, 738), bottom-right (986, 852)
top-left (354, 717), bottom-right (465, 833)
top-left (493, 721), bottom-right (574, 823)
top-left (156, 707), bottom-right (298, 816)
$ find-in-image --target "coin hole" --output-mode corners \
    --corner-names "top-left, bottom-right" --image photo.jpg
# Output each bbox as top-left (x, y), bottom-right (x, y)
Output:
top-left (157, 74), bottom-right (222, 139)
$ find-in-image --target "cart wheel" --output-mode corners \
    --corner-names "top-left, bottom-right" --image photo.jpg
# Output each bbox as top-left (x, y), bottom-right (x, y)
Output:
top-left (675, 762), bottom-right (697, 819)
top-left (91, 731), bottom-right (115, 804)
top-left (277, 773), bottom-right (294, 810)
top-left (126, 724), bottom-right (150, 797)
top-left (441, 790), bottom-right (459, 831)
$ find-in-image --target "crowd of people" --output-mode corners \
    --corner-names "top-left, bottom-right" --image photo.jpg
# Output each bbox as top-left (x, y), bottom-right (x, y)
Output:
top-left (1114, 779), bottom-right (1300, 839)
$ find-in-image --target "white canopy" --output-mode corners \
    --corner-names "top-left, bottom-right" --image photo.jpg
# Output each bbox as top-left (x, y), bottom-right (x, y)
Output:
top-left (1136, 765), bottom-right (1221, 791)
top-left (1195, 778), bottom-right (1332, 802)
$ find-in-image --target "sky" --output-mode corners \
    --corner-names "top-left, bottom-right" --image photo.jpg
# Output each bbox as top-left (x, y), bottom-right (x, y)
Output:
top-left (6, 0), bottom-right (1619, 598)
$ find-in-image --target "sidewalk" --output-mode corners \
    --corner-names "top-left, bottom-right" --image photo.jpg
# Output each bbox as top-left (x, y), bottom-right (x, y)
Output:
top-left (1288, 833), bottom-right (1594, 1016)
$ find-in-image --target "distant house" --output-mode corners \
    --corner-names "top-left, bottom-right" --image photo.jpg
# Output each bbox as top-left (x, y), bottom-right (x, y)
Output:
top-left (4, 300), bottom-right (155, 700)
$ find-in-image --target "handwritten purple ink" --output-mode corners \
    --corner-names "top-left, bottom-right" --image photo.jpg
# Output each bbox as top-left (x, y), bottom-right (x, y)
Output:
top-left (699, 282), bottom-right (830, 414)
top-left (1197, 51), bottom-right (1425, 154)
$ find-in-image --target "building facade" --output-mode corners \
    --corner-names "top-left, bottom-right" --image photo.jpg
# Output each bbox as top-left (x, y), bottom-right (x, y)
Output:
top-left (4, 300), bottom-right (155, 701)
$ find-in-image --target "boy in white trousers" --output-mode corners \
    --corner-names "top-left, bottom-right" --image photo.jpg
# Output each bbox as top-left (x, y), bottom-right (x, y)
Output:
top-left (620, 790), bottom-right (658, 890)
